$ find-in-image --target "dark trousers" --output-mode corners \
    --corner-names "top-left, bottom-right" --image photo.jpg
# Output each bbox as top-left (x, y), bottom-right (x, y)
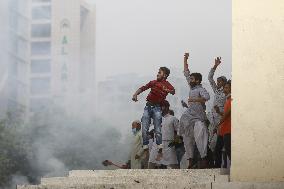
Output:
top-left (214, 134), bottom-right (231, 168)
top-left (175, 145), bottom-right (185, 168)
top-left (224, 134), bottom-right (231, 160)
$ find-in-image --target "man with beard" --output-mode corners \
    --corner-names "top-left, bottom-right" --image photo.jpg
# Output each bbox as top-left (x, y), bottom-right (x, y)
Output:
top-left (179, 52), bottom-right (210, 169)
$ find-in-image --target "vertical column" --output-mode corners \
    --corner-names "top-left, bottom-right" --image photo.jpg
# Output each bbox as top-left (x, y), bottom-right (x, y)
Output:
top-left (231, 0), bottom-right (284, 182)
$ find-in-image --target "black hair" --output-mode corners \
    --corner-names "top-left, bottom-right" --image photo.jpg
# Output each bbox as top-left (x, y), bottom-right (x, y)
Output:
top-left (226, 80), bottom-right (231, 86)
top-left (159, 67), bottom-right (170, 78)
top-left (169, 109), bottom-right (174, 116)
top-left (162, 100), bottom-right (170, 108)
top-left (217, 76), bottom-right (227, 83)
top-left (190, 72), bottom-right (202, 83)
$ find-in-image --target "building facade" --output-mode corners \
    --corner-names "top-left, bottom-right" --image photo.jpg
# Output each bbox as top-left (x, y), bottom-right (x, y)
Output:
top-left (0, 0), bottom-right (96, 121)
top-left (29, 0), bottom-right (96, 117)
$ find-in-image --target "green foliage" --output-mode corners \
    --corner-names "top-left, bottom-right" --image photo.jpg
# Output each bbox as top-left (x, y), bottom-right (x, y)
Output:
top-left (0, 120), bottom-right (35, 188)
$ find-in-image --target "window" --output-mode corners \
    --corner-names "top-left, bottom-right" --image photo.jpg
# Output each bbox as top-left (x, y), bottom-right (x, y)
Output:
top-left (31, 59), bottom-right (51, 73)
top-left (31, 24), bottom-right (51, 38)
top-left (32, 6), bottom-right (51, 20)
top-left (31, 42), bottom-right (51, 55)
top-left (30, 77), bottom-right (50, 94)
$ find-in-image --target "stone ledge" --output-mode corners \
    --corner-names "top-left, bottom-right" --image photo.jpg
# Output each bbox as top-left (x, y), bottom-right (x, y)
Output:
top-left (17, 182), bottom-right (284, 189)
top-left (68, 169), bottom-right (221, 177)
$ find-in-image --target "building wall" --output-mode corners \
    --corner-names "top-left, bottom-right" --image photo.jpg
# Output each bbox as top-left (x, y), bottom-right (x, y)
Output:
top-left (29, 0), bottom-right (52, 114)
top-left (29, 0), bottom-right (96, 117)
top-left (0, 0), bottom-right (30, 121)
top-left (231, 0), bottom-right (284, 182)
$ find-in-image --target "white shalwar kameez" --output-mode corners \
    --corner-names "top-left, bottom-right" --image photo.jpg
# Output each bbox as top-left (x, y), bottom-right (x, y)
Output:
top-left (129, 130), bottom-right (144, 169)
top-left (161, 114), bottom-right (179, 166)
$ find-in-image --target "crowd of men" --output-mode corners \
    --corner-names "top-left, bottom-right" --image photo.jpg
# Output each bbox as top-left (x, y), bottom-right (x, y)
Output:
top-left (104, 53), bottom-right (231, 169)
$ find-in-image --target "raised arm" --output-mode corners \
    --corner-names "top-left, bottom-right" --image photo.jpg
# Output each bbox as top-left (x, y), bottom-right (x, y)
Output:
top-left (208, 57), bottom-right (221, 93)
top-left (183, 53), bottom-right (191, 86)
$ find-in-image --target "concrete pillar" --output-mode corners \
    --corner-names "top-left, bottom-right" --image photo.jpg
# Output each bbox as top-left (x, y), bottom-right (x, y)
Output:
top-left (231, 0), bottom-right (284, 182)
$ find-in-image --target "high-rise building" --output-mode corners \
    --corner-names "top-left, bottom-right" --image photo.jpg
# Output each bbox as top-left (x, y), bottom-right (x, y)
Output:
top-left (29, 0), bottom-right (96, 117)
top-left (0, 0), bottom-right (96, 121)
top-left (0, 0), bottom-right (30, 121)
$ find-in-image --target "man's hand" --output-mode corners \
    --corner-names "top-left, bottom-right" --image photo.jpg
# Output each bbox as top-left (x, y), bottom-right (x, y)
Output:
top-left (189, 97), bottom-right (206, 104)
top-left (121, 164), bottom-right (129, 169)
top-left (188, 98), bottom-right (196, 103)
top-left (214, 57), bottom-right (222, 67)
top-left (184, 52), bottom-right (190, 71)
top-left (214, 105), bottom-right (220, 113)
top-left (184, 52), bottom-right (189, 61)
top-left (135, 154), bottom-right (140, 160)
top-left (132, 95), bottom-right (138, 102)
top-left (181, 100), bottom-right (188, 108)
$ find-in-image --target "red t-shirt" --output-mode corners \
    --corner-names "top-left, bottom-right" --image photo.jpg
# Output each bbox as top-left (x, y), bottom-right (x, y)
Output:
top-left (220, 96), bottom-right (232, 136)
top-left (139, 80), bottom-right (174, 105)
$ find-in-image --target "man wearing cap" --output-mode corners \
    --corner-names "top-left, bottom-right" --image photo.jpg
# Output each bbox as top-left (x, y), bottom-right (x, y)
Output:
top-left (207, 57), bottom-right (228, 168)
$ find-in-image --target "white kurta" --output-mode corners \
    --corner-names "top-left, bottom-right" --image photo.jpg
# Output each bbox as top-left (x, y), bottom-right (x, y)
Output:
top-left (183, 121), bottom-right (208, 159)
top-left (161, 114), bottom-right (179, 165)
top-left (129, 131), bottom-right (144, 169)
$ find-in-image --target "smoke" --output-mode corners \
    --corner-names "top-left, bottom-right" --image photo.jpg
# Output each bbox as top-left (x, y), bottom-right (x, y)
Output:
top-left (0, 0), bottom-right (231, 188)
top-left (0, 0), bottom-right (130, 188)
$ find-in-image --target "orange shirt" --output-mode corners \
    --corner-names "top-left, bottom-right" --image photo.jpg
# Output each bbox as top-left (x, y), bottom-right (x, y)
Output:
top-left (220, 96), bottom-right (231, 136)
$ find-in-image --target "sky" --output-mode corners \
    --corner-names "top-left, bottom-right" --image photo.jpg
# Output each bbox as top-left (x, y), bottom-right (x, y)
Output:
top-left (87, 0), bottom-right (231, 82)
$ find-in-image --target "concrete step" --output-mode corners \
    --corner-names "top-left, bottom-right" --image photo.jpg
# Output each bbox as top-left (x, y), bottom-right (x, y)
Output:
top-left (41, 175), bottom-right (229, 185)
top-left (17, 181), bottom-right (284, 189)
top-left (68, 169), bottom-right (221, 178)
top-left (18, 183), bottom-right (212, 189)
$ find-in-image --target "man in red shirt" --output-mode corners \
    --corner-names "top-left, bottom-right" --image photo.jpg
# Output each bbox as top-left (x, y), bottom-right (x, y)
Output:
top-left (132, 67), bottom-right (175, 161)
top-left (217, 80), bottom-right (231, 164)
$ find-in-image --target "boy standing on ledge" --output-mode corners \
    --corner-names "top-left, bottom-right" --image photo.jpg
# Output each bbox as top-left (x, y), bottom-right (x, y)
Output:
top-left (132, 67), bottom-right (175, 160)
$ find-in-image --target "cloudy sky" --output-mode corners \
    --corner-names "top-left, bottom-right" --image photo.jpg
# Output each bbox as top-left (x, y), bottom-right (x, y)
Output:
top-left (87, 0), bottom-right (231, 82)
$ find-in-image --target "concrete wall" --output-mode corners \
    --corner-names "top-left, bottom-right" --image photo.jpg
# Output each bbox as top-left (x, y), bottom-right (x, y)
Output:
top-left (231, 0), bottom-right (284, 182)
